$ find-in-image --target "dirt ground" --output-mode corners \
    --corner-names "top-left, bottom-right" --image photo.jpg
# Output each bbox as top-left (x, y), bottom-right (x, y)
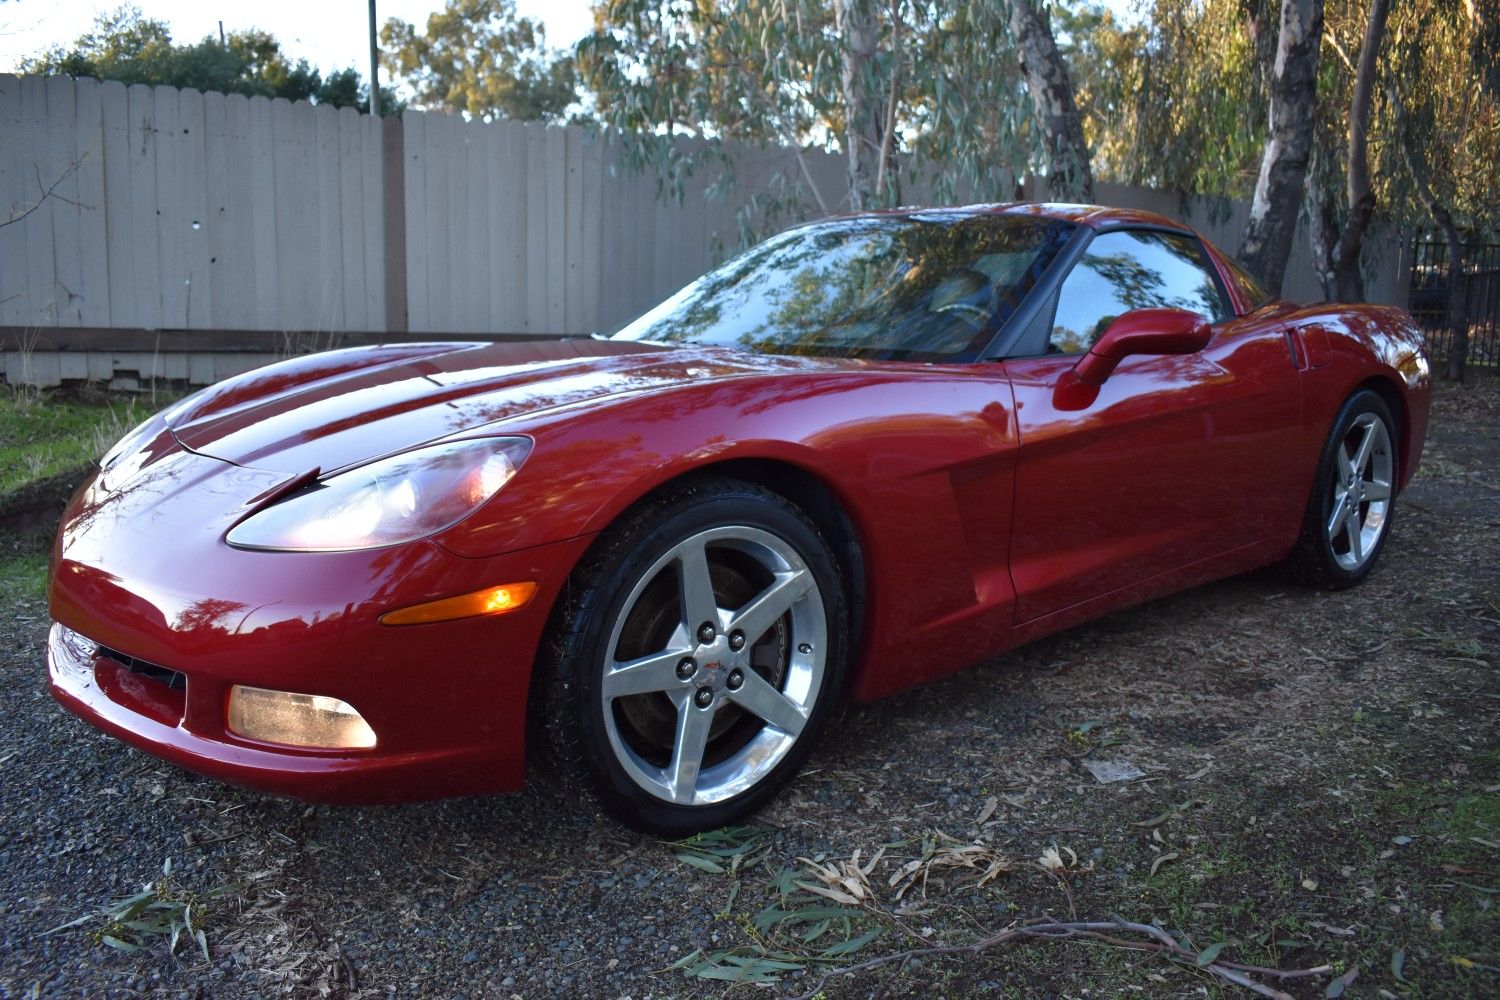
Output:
top-left (0, 378), bottom-right (1495, 999)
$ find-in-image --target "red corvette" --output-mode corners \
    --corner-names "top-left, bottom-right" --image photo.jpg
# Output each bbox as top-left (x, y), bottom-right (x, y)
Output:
top-left (48, 203), bottom-right (1431, 833)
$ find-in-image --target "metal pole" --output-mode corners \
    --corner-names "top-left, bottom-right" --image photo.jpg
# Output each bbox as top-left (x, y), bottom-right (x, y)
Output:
top-left (368, 0), bottom-right (380, 116)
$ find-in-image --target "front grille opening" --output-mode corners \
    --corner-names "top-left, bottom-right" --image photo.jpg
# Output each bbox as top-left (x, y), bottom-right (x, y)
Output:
top-left (96, 645), bottom-right (186, 690)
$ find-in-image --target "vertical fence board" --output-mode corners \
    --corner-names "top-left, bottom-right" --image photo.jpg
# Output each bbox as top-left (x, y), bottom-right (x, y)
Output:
top-left (44, 77), bottom-right (84, 325)
top-left (291, 101), bottom-right (321, 331)
top-left (421, 112), bottom-right (452, 331)
top-left (217, 94), bottom-right (256, 328)
top-left (597, 137), bottom-right (626, 330)
top-left (462, 119), bottom-right (492, 333)
top-left (359, 114), bottom-right (384, 329)
top-left (497, 117), bottom-right (530, 332)
top-left (401, 110), bottom-right (428, 331)
top-left (20, 77), bottom-right (58, 325)
top-left (125, 84), bottom-right (162, 329)
top-left (0, 75), bottom-right (27, 326)
top-left (336, 107), bottom-right (368, 333)
top-left (72, 77), bottom-right (111, 327)
top-left (245, 96), bottom-right (278, 330)
top-left (544, 127), bottom-right (567, 332)
top-left (98, 80), bottom-right (136, 327)
top-left (562, 127), bottom-right (585, 333)
top-left (577, 129), bottom-right (604, 334)
top-left (203, 90), bottom-right (235, 329)
top-left (153, 84), bottom-right (188, 327)
top-left (176, 88), bottom-right (213, 329)
top-left (523, 122), bottom-right (548, 334)
top-left (313, 104), bottom-right (343, 333)
top-left (270, 100), bottom-right (308, 330)
top-left (445, 116), bottom-right (474, 332)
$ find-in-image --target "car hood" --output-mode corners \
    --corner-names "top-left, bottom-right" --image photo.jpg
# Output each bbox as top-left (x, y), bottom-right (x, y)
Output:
top-left (165, 339), bottom-right (821, 474)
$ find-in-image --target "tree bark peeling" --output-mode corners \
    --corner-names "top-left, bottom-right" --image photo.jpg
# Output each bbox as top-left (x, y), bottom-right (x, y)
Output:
top-left (1008, 0), bottom-right (1094, 202)
top-left (1240, 0), bottom-right (1325, 295)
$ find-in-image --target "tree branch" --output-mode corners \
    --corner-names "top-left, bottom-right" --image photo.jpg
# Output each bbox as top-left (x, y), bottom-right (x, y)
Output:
top-left (787, 915), bottom-right (1331, 1000)
top-left (2, 159), bottom-right (86, 231)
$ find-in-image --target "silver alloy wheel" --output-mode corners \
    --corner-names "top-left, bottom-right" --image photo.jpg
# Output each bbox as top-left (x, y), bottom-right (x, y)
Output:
top-left (1327, 412), bottom-right (1394, 571)
top-left (599, 526), bottom-right (827, 806)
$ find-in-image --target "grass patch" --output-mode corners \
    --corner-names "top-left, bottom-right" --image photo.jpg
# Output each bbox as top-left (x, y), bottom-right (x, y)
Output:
top-left (0, 531), bottom-right (49, 604)
top-left (0, 387), bottom-right (166, 498)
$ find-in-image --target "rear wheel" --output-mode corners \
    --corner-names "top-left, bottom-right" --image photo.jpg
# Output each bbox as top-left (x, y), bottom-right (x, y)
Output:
top-left (1286, 389), bottom-right (1398, 588)
top-left (542, 478), bottom-right (846, 834)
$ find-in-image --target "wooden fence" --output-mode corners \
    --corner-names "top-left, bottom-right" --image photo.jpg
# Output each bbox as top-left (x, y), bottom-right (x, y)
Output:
top-left (1, 73), bottom-right (1408, 387)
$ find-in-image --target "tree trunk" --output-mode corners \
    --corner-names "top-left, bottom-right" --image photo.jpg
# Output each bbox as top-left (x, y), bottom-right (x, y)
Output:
top-left (833, 0), bottom-right (883, 211)
top-left (1328, 0), bottom-right (1392, 302)
top-left (1309, 186), bottom-right (1339, 300)
top-left (1240, 0), bottom-right (1325, 295)
top-left (1008, 0), bottom-right (1093, 202)
top-left (1400, 141), bottom-right (1470, 381)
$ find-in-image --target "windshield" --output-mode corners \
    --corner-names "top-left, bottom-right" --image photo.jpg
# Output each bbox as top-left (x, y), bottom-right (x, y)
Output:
top-left (610, 213), bottom-right (1074, 361)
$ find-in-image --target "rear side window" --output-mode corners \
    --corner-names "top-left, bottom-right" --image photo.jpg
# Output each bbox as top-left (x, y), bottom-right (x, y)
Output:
top-left (1049, 230), bottom-right (1234, 353)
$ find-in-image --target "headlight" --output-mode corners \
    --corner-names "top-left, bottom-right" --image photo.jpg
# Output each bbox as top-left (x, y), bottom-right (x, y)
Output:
top-left (226, 437), bottom-right (531, 552)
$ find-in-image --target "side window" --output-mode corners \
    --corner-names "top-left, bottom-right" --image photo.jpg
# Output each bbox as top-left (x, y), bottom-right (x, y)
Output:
top-left (1049, 230), bottom-right (1233, 354)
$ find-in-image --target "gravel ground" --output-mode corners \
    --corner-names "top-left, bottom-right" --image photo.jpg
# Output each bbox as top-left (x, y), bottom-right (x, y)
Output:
top-left (1, 379), bottom-right (1496, 1000)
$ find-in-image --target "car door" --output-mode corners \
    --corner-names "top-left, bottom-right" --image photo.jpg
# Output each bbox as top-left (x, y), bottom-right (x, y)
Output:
top-left (1004, 227), bottom-right (1303, 625)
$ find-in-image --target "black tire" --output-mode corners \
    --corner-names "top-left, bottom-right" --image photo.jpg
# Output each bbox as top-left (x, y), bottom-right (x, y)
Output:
top-left (539, 476), bottom-right (848, 835)
top-left (1284, 388), bottom-right (1399, 589)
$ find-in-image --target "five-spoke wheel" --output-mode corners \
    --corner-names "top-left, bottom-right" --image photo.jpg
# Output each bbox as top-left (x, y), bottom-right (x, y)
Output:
top-left (542, 478), bottom-right (846, 833)
top-left (1288, 388), bottom-right (1400, 588)
top-left (1326, 411), bottom-right (1394, 571)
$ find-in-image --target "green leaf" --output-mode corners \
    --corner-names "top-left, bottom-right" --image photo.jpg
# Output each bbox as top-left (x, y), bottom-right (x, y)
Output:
top-left (1326, 967), bottom-right (1359, 998)
top-left (1392, 947), bottom-right (1407, 982)
top-left (1195, 941), bottom-right (1225, 967)
top-left (675, 852), bottom-right (725, 874)
top-left (669, 948), bottom-right (704, 970)
top-left (801, 918), bottom-right (832, 943)
top-left (821, 928), bottom-right (883, 958)
top-left (101, 934), bottom-right (142, 952)
top-left (42, 914), bottom-right (94, 936)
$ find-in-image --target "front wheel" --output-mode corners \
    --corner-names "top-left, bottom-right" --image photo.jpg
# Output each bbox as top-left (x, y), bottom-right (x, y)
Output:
top-left (1285, 388), bottom-right (1399, 588)
top-left (541, 478), bottom-right (847, 834)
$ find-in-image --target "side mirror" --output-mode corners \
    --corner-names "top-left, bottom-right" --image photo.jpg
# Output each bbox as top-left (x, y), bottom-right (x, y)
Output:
top-left (1072, 308), bottom-right (1212, 386)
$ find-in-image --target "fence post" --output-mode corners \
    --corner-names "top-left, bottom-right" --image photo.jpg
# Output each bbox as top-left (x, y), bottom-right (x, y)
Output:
top-left (381, 115), bottom-right (407, 333)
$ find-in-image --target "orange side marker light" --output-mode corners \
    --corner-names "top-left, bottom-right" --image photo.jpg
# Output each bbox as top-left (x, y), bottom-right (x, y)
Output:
top-left (380, 582), bottom-right (538, 626)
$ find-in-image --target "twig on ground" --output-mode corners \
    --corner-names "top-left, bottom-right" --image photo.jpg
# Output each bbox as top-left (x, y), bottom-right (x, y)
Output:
top-left (787, 915), bottom-right (1332, 1000)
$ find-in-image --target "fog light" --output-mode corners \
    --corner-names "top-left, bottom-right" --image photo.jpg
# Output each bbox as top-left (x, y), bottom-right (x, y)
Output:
top-left (227, 685), bottom-right (377, 749)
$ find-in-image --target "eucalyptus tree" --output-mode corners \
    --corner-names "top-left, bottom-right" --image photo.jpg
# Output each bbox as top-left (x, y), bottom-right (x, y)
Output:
top-left (1308, 0), bottom-right (1389, 302)
top-left (578, 1), bottom-right (1085, 245)
top-left (1239, 0), bottom-right (1324, 294)
top-left (1009, 0), bottom-right (1094, 200)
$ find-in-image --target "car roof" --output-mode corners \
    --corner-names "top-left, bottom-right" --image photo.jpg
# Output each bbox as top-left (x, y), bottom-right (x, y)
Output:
top-left (907, 201), bottom-right (1195, 234)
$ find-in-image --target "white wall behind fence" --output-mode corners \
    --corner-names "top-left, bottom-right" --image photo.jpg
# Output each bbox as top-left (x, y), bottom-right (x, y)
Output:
top-left (3, 72), bottom-right (1407, 353)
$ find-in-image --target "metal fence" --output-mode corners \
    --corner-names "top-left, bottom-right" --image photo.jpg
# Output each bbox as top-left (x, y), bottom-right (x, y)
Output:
top-left (1408, 236), bottom-right (1500, 369)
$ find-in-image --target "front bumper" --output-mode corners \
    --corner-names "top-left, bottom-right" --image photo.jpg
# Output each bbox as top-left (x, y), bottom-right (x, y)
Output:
top-left (47, 449), bottom-right (594, 803)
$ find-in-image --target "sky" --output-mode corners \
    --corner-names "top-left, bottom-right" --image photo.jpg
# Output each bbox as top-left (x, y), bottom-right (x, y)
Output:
top-left (0, 1), bottom-right (1140, 77)
top-left (0, 1), bottom-right (598, 74)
